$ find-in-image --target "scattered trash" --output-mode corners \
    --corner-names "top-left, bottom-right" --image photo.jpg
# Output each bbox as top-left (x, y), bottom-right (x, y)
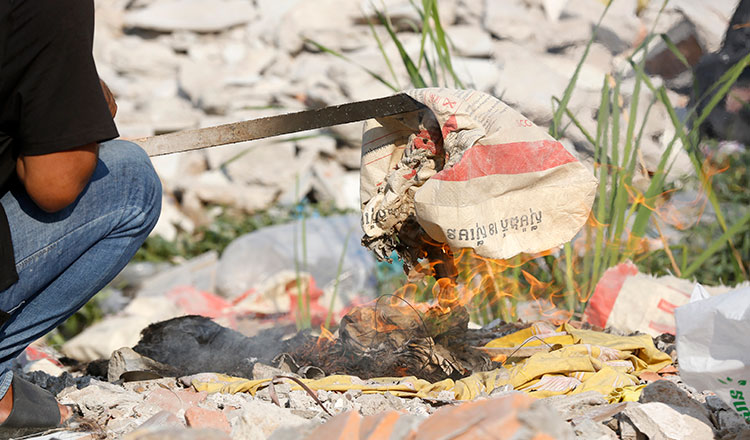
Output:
top-left (216, 214), bottom-right (377, 307)
top-left (583, 261), bottom-right (740, 336)
top-left (676, 284), bottom-right (750, 422)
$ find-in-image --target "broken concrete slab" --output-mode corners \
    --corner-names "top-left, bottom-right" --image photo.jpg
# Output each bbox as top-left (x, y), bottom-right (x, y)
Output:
top-left (124, 0), bottom-right (257, 33)
top-left (484, 0), bottom-right (545, 43)
top-left (639, 380), bottom-right (713, 427)
top-left (229, 398), bottom-right (310, 438)
top-left (108, 347), bottom-right (179, 382)
top-left (622, 401), bottom-right (714, 440)
top-left (544, 390), bottom-right (610, 420)
top-left (124, 428), bottom-right (232, 440)
top-left (571, 418), bottom-right (619, 440)
top-left (562, 0), bottom-right (642, 54)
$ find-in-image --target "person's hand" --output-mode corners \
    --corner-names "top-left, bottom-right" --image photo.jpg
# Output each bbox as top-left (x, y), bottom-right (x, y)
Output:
top-left (100, 79), bottom-right (117, 118)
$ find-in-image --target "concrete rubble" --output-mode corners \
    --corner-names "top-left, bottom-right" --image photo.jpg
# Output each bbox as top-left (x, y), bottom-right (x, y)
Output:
top-left (19, 0), bottom-right (750, 439)
top-left (15, 344), bottom-right (750, 439)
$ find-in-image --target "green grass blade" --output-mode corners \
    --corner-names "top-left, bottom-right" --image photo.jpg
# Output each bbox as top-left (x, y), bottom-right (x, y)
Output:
top-left (324, 226), bottom-right (354, 329)
top-left (553, 100), bottom-right (596, 145)
top-left (426, 1), bottom-right (463, 88)
top-left (551, 1), bottom-right (612, 138)
top-left (682, 211), bottom-right (750, 278)
top-left (592, 77), bottom-right (611, 286)
top-left (376, 9), bottom-right (427, 88)
top-left (659, 34), bottom-right (692, 71)
top-left (363, 14), bottom-right (402, 89)
top-left (305, 38), bottom-right (399, 91)
top-left (693, 53), bottom-right (750, 130)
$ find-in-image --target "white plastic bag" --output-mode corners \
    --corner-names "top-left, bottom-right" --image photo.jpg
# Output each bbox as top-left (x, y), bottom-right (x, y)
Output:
top-left (675, 284), bottom-right (750, 421)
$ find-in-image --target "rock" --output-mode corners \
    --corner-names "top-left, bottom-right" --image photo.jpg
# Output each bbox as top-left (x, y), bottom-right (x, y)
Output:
top-left (445, 25), bottom-right (493, 58)
top-left (543, 390), bottom-right (609, 420)
top-left (643, 20), bottom-right (704, 86)
top-left (182, 172), bottom-right (280, 214)
top-left (100, 36), bottom-right (179, 77)
top-left (222, 141), bottom-right (302, 188)
top-left (359, 0), bottom-right (458, 28)
top-left (617, 414), bottom-right (641, 440)
top-left (453, 57), bottom-right (502, 93)
top-left (272, 0), bottom-right (361, 54)
top-left (230, 398), bottom-right (310, 438)
top-left (622, 401), bottom-right (714, 440)
top-left (539, 53), bottom-right (608, 92)
top-left (252, 363), bottom-right (300, 381)
top-left (456, 0), bottom-right (484, 25)
top-left (492, 43), bottom-right (581, 124)
top-left (125, 428), bottom-right (232, 440)
top-left (672, 0), bottom-right (737, 53)
top-left (151, 193), bottom-right (196, 242)
top-left (706, 395), bottom-right (750, 435)
top-left (144, 387), bottom-right (208, 414)
top-left (178, 47), bottom-right (280, 113)
top-left (124, 0), bottom-right (257, 33)
top-left (562, 0), bottom-right (642, 54)
top-left (108, 347), bottom-right (180, 382)
top-left (484, 0), bottom-right (545, 43)
top-left (296, 135), bottom-right (337, 156)
top-left (311, 160), bottom-right (360, 210)
top-left (150, 151), bottom-right (208, 188)
top-left (22, 370), bottom-right (78, 397)
top-left (410, 393), bottom-right (574, 439)
top-left (329, 121), bottom-right (364, 148)
top-left (134, 410), bottom-right (184, 431)
top-left (543, 0), bottom-right (568, 22)
top-left (354, 394), bottom-right (395, 417)
top-left (335, 146), bottom-right (362, 170)
top-left (537, 16), bottom-right (594, 52)
top-left (305, 411), bottom-right (361, 440)
top-left (142, 96), bottom-right (202, 134)
top-left (639, 380), bottom-right (713, 427)
top-left (59, 379), bottom-right (152, 436)
top-left (571, 418), bottom-right (619, 440)
top-left (185, 407), bottom-right (232, 433)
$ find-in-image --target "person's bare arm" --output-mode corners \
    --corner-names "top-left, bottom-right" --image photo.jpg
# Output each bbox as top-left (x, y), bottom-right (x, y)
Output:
top-left (15, 144), bottom-right (99, 213)
top-left (14, 80), bottom-right (115, 213)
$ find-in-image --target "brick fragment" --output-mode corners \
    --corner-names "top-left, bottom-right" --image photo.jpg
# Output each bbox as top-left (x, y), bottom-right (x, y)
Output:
top-left (413, 393), bottom-right (534, 440)
top-left (145, 388), bottom-right (207, 413)
top-left (185, 406), bottom-right (232, 434)
top-left (359, 410), bottom-right (401, 440)
top-left (305, 411), bottom-right (361, 440)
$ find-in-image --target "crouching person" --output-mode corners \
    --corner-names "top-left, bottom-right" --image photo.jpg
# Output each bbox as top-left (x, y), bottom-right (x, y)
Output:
top-left (0, 0), bottom-right (161, 434)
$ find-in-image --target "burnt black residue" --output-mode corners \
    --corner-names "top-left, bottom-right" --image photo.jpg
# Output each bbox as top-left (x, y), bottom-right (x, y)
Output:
top-left (133, 315), bottom-right (292, 379)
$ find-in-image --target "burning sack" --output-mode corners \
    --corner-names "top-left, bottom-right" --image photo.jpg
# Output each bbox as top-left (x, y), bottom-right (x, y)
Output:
top-left (360, 88), bottom-right (597, 269)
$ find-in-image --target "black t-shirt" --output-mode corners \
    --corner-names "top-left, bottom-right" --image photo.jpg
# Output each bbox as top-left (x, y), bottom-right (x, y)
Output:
top-left (0, 0), bottom-right (119, 291)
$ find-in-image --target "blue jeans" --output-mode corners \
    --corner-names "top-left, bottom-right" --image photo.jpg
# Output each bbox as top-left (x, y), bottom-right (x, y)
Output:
top-left (0, 140), bottom-right (161, 386)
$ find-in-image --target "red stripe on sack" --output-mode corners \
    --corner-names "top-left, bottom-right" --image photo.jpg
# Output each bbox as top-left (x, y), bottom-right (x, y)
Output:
top-left (583, 261), bottom-right (640, 328)
top-left (657, 298), bottom-right (678, 315)
top-left (442, 115), bottom-right (458, 138)
top-left (432, 140), bottom-right (577, 181)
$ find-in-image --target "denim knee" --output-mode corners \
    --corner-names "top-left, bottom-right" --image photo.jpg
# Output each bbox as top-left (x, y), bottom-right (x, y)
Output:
top-left (98, 139), bottom-right (162, 234)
